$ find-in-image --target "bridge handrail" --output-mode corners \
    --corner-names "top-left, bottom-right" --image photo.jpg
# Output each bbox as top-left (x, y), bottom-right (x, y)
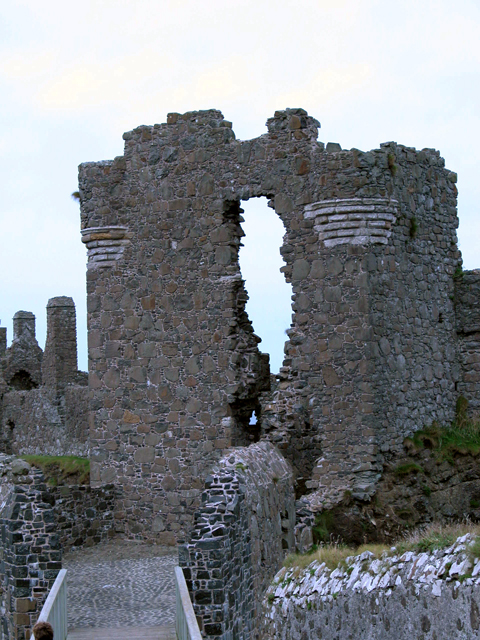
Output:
top-left (37, 569), bottom-right (68, 640)
top-left (175, 566), bottom-right (202, 640)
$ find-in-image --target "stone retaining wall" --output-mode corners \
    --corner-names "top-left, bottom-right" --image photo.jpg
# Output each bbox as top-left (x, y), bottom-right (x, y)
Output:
top-left (264, 533), bottom-right (480, 640)
top-left (50, 483), bottom-right (117, 551)
top-left (179, 442), bottom-right (295, 640)
top-left (0, 456), bottom-right (61, 640)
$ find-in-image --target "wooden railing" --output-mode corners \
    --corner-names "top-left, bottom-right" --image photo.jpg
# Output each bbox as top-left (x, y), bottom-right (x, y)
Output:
top-left (175, 567), bottom-right (202, 640)
top-left (37, 569), bottom-right (68, 640)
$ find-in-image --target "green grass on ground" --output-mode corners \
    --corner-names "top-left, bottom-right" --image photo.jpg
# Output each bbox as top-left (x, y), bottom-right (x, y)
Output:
top-left (284, 522), bottom-right (480, 572)
top-left (21, 455), bottom-right (90, 486)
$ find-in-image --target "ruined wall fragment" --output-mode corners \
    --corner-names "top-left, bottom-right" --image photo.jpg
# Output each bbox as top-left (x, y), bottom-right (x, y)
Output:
top-left (179, 442), bottom-right (295, 640)
top-left (2, 312), bottom-right (43, 390)
top-left (79, 108), bottom-right (465, 537)
top-left (0, 301), bottom-right (88, 457)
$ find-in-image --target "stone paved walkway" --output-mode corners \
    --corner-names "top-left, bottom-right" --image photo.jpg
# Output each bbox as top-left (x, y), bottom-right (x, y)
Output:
top-left (64, 540), bottom-right (177, 640)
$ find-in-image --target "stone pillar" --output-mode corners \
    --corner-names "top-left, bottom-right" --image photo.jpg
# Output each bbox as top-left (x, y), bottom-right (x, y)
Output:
top-left (0, 327), bottom-right (6, 358)
top-left (13, 311), bottom-right (36, 341)
top-left (42, 297), bottom-right (78, 393)
top-left (4, 312), bottom-right (43, 388)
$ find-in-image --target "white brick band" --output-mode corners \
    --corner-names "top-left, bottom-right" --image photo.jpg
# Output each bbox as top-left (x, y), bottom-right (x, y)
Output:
top-left (304, 197), bottom-right (398, 247)
top-left (81, 226), bottom-right (131, 268)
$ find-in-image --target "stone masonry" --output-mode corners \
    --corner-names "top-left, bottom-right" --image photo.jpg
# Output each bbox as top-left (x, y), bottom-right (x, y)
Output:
top-left (0, 456), bottom-right (62, 640)
top-left (0, 298), bottom-right (89, 457)
top-left (264, 533), bottom-right (480, 640)
top-left (78, 108), bottom-right (479, 540)
top-left (179, 442), bottom-right (295, 640)
top-left (455, 270), bottom-right (480, 415)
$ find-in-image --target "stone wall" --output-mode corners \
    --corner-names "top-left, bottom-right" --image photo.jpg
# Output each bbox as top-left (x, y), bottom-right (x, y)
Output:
top-left (0, 298), bottom-right (88, 458)
top-left (50, 483), bottom-right (117, 551)
top-left (456, 270), bottom-right (480, 415)
top-left (0, 456), bottom-right (61, 640)
top-left (78, 108), bottom-right (478, 538)
top-left (179, 442), bottom-right (295, 640)
top-left (0, 389), bottom-right (88, 457)
top-left (264, 533), bottom-right (480, 640)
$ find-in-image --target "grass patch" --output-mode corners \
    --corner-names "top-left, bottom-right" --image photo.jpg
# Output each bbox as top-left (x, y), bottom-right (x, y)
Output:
top-left (284, 542), bottom-right (389, 572)
top-left (284, 522), bottom-right (480, 573)
top-left (394, 462), bottom-right (423, 476)
top-left (394, 522), bottom-right (478, 555)
top-left (404, 404), bottom-right (480, 459)
top-left (21, 455), bottom-right (90, 486)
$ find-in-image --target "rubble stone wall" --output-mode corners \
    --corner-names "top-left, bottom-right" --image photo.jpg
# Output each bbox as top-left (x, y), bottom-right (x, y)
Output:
top-left (0, 388), bottom-right (89, 457)
top-left (264, 533), bottom-right (480, 640)
top-left (78, 108), bottom-right (477, 538)
top-left (0, 457), bottom-right (61, 640)
top-left (50, 483), bottom-right (117, 551)
top-left (179, 442), bottom-right (295, 640)
top-left (0, 298), bottom-right (89, 458)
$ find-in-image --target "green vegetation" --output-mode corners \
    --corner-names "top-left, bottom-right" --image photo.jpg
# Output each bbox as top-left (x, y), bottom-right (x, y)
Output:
top-left (468, 537), bottom-right (480, 561)
top-left (21, 455), bottom-right (90, 486)
top-left (312, 511), bottom-right (335, 544)
top-left (387, 153), bottom-right (398, 176)
top-left (235, 462), bottom-right (247, 471)
top-left (394, 462), bottom-right (423, 476)
top-left (422, 484), bottom-right (432, 497)
top-left (283, 522), bottom-right (480, 573)
top-left (453, 265), bottom-right (464, 280)
top-left (404, 400), bottom-right (480, 460)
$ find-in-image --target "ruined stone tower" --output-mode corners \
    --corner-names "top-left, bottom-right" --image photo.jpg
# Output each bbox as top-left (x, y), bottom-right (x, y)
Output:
top-left (78, 108), bottom-right (478, 540)
top-left (0, 298), bottom-right (88, 456)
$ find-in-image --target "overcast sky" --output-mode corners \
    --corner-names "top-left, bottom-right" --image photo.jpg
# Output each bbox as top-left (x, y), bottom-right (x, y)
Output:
top-left (1, 0), bottom-right (479, 373)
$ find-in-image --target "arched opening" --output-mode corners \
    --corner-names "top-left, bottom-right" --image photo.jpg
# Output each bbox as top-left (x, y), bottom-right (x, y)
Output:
top-left (238, 197), bottom-right (292, 374)
top-left (8, 370), bottom-right (38, 391)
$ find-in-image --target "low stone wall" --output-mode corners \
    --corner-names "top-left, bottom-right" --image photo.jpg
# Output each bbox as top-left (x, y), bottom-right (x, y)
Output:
top-left (50, 483), bottom-right (117, 551)
top-left (264, 533), bottom-right (480, 640)
top-left (0, 456), bottom-right (61, 640)
top-left (179, 442), bottom-right (295, 640)
top-left (0, 385), bottom-right (89, 457)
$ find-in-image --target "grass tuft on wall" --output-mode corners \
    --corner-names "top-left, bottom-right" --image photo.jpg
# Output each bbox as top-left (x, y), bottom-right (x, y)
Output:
top-left (21, 455), bottom-right (90, 486)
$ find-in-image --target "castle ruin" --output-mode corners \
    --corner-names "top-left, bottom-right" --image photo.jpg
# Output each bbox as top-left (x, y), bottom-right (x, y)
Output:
top-left (76, 108), bottom-right (480, 542)
top-left (0, 297), bottom-right (89, 457)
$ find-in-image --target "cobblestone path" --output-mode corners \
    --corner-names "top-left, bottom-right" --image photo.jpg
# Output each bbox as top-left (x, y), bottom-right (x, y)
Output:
top-left (64, 540), bottom-right (177, 639)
